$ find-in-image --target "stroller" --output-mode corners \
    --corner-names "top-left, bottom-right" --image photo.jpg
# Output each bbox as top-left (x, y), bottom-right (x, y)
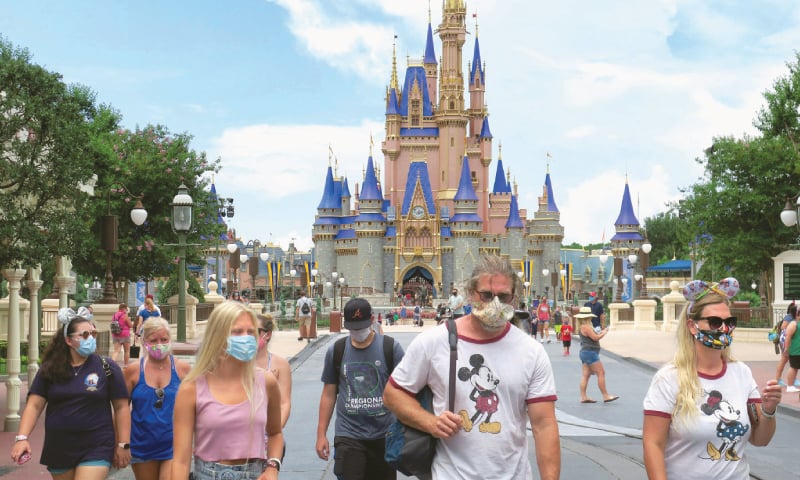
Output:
top-left (435, 303), bottom-right (452, 325)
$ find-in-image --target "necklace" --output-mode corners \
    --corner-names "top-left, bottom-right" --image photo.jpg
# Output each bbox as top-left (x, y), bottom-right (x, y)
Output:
top-left (72, 362), bottom-right (85, 376)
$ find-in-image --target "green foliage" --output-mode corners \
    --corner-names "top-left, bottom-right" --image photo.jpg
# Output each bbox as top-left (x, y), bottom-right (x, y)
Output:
top-left (669, 51), bottom-right (800, 299)
top-left (642, 211), bottom-right (686, 265)
top-left (0, 37), bottom-right (108, 270)
top-left (70, 121), bottom-right (223, 283)
top-left (157, 273), bottom-right (206, 304)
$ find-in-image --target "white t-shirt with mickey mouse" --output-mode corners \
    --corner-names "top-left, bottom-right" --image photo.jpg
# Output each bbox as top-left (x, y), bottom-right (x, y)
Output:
top-left (388, 322), bottom-right (557, 480)
top-left (643, 361), bottom-right (761, 480)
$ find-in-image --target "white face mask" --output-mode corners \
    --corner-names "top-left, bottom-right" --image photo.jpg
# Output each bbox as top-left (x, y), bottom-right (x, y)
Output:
top-left (471, 296), bottom-right (515, 331)
top-left (350, 327), bottom-right (372, 342)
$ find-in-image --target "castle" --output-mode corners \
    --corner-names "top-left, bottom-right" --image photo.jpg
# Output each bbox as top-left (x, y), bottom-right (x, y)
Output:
top-left (311, 1), bottom-right (570, 304)
top-left (306, 1), bottom-right (652, 307)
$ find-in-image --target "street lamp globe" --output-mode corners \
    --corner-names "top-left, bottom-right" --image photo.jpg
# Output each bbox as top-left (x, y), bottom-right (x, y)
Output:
top-left (628, 254), bottom-right (638, 265)
top-left (259, 252), bottom-right (269, 262)
top-left (542, 268), bottom-right (550, 277)
top-left (599, 251), bottom-right (608, 263)
top-left (240, 253), bottom-right (248, 264)
top-left (781, 199), bottom-right (799, 227)
top-left (130, 199), bottom-right (148, 226)
top-left (227, 242), bottom-right (238, 254)
top-left (311, 268), bottom-right (318, 277)
top-left (641, 241), bottom-right (652, 254)
top-left (751, 281), bottom-right (757, 290)
top-left (170, 184), bottom-right (193, 233)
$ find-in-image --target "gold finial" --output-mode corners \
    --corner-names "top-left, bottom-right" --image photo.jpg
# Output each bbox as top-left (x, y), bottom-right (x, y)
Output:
top-left (546, 151), bottom-right (552, 173)
top-left (211, 173), bottom-right (215, 184)
top-left (473, 11), bottom-right (478, 37)
top-left (390, 34), bottom-right (399, 90)
top-left (370, 133), bottom-right (374, 156)
top-left (498, 141), bottom-right (503, 160)
top-left (506, 168), bottom-right (511, 184)
top-left (428, 0), bottom-right (432, 24)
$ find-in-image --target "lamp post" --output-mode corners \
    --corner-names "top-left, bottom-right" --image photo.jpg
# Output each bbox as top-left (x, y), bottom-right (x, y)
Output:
top-left (339, 277), bottom-right (346, 309)
top-left (215, 197), bottom-right (234, 289)
top-left (331, 272), bottom-right (339, 310)
top-left (240, 253), bottom-right (249, 297)
top-left (542, 268), bottom-right (550, 297)
top-left (524, 281), bottom-right (531, 307)
top-left (170, 183), bottom-right (193, 343)
top-left (227, 241), bottom-right (239, 295)
top-left (98, 185), bottom-right (148, 303)
top-left (628, 253), bottom-right (638, 300)
top-left (245, 239), bottom-right (261, 300)
top-left (639, 239), bottom-right (652, 298)
top-left (260, 251), bottom-right (270, 303)
top-left (613, 257), bottom-right (623, 302)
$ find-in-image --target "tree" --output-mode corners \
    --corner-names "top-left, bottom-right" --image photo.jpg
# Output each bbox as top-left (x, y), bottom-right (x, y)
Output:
top-left (71, 124), bottom-right (222, 289)
top-left (0, 37), bottom-right (108, 270)
top-left (671, 52), bottom-right (800, 301)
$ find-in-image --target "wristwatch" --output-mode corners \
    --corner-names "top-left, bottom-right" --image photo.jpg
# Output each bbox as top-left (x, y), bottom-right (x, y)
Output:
top-left (266, 457), bottom-right (282, 471)
top-left (118, 442), bottom-right (130, 449)
top-left (14, 435), bottom-right (28, 442)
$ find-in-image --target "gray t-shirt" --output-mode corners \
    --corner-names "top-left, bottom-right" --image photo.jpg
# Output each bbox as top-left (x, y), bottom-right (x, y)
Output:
top-left (320, 335), bottom-right (404, 440)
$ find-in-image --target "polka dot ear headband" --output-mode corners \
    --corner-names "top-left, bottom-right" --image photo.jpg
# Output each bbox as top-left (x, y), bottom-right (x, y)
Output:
top-left (682, 277), bottom-right (740, 303)
top-left (57, 306), bottom-right (92, 338)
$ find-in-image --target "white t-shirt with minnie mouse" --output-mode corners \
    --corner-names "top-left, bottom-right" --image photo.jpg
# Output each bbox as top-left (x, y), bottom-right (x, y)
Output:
top-left (643, 361), bottom-right (761, 480)
top-left (388, 322), bottom-right (557, 480)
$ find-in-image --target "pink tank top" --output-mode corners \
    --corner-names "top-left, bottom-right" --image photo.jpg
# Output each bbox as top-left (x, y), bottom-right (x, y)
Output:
top-left (194, 373), bottom-right (267, 461)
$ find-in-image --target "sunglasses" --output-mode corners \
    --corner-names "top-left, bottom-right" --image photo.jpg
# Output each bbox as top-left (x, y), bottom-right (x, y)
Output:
top-left (476, 291), bottom-right (514, 304)
top-left (258, 328), bottom-right (270, 336)
top-left (71, 329), bottom-right (98, 339)
top-left (697, 316), bottom-right (737, 330)
top-left (155, 388), bottom-right (165, 409)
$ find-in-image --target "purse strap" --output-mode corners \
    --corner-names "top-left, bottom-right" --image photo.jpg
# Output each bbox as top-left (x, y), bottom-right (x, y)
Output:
top-left (446, 319), bottom-right (458, 411)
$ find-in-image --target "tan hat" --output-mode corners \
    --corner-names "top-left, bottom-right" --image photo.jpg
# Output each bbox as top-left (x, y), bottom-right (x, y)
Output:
top-left (574, 306), bottom-right (597, 319)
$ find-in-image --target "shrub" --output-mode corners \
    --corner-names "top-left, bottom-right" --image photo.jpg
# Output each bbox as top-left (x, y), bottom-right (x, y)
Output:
top-left (158, 273), bottom-right (206, 303)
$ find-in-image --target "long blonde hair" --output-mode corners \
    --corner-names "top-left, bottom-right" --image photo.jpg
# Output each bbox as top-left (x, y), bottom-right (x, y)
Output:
top-left (672, 291), bottom-right (735, 424)
top-left (185, 301), bottom-right (260, 405)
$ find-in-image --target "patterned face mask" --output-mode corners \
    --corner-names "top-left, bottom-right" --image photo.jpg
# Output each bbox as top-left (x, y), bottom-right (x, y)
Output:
top-left (471, 296), bottom-right (515, 331)
top-left (693, 324), bottom-right (733, 350)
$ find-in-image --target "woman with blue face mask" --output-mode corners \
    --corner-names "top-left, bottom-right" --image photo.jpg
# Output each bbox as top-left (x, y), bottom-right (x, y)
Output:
top-left (10, 307), bottom-right (131, 479)
top-left (173, 301), bottom-right (284, 480)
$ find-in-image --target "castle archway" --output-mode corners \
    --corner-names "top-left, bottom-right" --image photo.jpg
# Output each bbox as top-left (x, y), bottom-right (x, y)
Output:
top-left (399, 266), bottom-right (436, 307)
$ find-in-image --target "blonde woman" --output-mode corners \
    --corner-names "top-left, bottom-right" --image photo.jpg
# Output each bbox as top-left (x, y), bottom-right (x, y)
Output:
top-left (124, 317), bottom-right (191, 479)
top-left (643, 278), bottom-right (782, 479)
top-left (172, 301), bottom-right (283, 479)
top-left (255, 313), bottom-right (292, 429)
top-left (136, 297), bottom-right (160, 337)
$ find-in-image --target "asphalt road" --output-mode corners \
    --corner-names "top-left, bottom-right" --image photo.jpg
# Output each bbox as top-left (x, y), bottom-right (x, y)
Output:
top-left (109, 329), bottom-right (799, 479)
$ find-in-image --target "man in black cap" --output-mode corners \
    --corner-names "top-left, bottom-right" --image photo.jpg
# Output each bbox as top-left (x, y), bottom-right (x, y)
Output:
top-left (316, 298), bottom-right (405, 479)
top-left (584, 291), bottom-right (605, 330)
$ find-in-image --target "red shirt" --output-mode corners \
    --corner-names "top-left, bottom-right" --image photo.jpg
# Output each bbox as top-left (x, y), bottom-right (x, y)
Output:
top-left (560, 324), bottom-right (573, 341)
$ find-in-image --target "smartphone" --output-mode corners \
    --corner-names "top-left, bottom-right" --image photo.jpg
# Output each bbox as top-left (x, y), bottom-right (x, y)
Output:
top-left (17, 452), bottom-right (31, 465)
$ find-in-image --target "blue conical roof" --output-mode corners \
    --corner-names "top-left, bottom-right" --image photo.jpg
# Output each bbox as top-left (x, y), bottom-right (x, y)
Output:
top-left (360, 156), bottom-right (381, 200)
top-left (505, 195), bottom-right (524, 229)
top-left (614, 181), bottom-right (639, 225)
top-left (317, 166), bottom-right (339, 209)
top-left (492, 158), bottom-right (509, 193)
top-left (545, 173), bottom-right (559, 212)
top-left (386, 88), bottom-right (399, 115)
top-left (454, 155), bottom-right (479, 201)
top-left (480, 116), bottom-right (493, 139)
top-left (342, 176), bottom-right (350, 198)
top-left (470, 36), bottom-right (484, 85)
top-left (424, 22), bottom-right (437, 64)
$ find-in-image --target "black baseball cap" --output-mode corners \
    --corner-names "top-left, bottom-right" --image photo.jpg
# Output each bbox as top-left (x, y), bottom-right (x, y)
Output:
top-left (344, 298), bottom-right (372, 330)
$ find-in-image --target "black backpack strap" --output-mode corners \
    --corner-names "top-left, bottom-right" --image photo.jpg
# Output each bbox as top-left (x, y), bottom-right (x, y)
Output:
top-left (101, 356), bottom-right (113, 378)
top-left (446, 319), bottom-right (458, 411)
top-left (332, 336), bottom-right (348, 395)
top-left (383, 335), bottom-right (395, 374)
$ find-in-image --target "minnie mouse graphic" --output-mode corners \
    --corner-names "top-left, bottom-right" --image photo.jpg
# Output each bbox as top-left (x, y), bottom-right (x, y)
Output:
top-left (701, 390), bottom-right (749, 462)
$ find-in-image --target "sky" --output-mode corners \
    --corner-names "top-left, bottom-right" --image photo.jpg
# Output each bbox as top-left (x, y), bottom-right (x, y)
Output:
top-left (3, 0), bottom-right (800, 253)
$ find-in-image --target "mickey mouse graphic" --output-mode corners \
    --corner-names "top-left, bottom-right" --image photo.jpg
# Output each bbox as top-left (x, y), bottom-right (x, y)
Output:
top-left (457, 354), bottom-right (501, 434)
top-left (700, 390), bottom-right (749, 461)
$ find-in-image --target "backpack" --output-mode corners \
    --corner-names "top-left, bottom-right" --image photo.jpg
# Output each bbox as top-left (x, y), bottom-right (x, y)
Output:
top-left (301, 300), bottom-right (311, 314)
top-left (110, 311), bottom-right (123, 335)
top-left (333, 335), bottom-right (395, 394)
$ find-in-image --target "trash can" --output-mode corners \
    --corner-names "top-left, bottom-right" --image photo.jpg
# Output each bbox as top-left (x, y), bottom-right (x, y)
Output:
top-left (309, 308), bottom-right (318, 338)
top-left (330, 310), bottom-right (342, 333)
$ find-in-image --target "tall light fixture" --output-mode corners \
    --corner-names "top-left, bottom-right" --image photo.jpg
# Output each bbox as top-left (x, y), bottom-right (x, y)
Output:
top-left (331, 271), bottom-right (339, 310)
top-left (226, 241), bottom-right (238, 295)
top-left (640, 238), bottom-right (652, 298)
top-left (260, 251), bottom-right (270, 303)
top-left (170, 183), bottom-right (193, 342)
top-left (99, 186), bottom-right (147, 304)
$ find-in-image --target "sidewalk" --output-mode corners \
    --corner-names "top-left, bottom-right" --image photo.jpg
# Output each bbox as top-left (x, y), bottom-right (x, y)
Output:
top-left (0, 323), bottom-right (794, 477)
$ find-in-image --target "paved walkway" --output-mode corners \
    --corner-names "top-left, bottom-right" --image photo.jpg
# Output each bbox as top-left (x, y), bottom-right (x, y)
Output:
top-left (0, 322), bottom-right (794, 478)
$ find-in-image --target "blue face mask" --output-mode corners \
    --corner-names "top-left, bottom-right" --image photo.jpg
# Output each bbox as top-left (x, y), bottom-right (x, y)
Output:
top-left (76, 336), bottom-right (97, 357)
top-left (226, 335), bottom-right (257, 362)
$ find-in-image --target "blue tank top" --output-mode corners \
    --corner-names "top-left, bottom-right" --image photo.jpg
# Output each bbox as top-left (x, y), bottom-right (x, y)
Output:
top-left (130, 356), bottom-right (180, 460)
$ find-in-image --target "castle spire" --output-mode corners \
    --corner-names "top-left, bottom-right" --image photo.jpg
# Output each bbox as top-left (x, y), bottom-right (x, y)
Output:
top-left (391, 34), bottom-right (399, 90)
top-left (505, 194), bottom-right (524, 229)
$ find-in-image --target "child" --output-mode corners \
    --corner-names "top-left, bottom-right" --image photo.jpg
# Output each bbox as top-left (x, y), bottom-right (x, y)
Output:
top-left (560, 316), bottom-right (574, 356)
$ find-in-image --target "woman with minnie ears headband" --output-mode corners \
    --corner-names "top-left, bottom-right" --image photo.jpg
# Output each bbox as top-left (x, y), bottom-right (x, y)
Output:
top-left (172, 301), bottom-right (283, 479)
top-left (10, 307), bottom-right (131, 479)
top-left (123, 317), bottom-right (191, 479)
top-left (642, 278), bottom-right (782, 480)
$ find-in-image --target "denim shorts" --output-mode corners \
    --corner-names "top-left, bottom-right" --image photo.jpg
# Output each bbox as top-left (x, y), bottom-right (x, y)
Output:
top-left (193, 458), bottom-right (266, 480)
top-left (579, 349), bottom-right (601, 366)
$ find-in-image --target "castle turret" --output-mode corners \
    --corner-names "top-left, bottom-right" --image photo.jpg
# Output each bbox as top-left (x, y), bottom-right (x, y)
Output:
top-left (468, 18), bottom-right (486, 138)
top-left (424, 8), bottom-right (438, 104)
top-left (530, 167), bottom-right (565, 294)
top-left (451, 154), bottom-right (482, 287)
top-left (610, 176), bottom-right (643, 258)
top-left (354, 154), bottom-right (386, 292)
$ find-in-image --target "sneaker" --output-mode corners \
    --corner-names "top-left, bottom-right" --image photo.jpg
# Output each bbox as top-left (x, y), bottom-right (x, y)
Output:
top-left (547, 339), bottom-right (552, 344)
top-left (786, 386), bottom-right (800, 393)
top-left (539, 339), bottom-right (544, 343)
top-left (778, 379), bottom-right (787, 387)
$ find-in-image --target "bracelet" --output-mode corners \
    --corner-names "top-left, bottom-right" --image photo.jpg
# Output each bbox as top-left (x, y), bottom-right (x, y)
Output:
top-left (762, 407), bottom-right (777, 418)
top-left (266, 457), bottom-right (282, 471)
top-left (14, 434), bottom-right (28, 442)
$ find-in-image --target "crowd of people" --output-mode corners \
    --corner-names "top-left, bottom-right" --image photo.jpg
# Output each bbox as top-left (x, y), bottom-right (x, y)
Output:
top-left (7, 258), bottom-right (787, 479)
